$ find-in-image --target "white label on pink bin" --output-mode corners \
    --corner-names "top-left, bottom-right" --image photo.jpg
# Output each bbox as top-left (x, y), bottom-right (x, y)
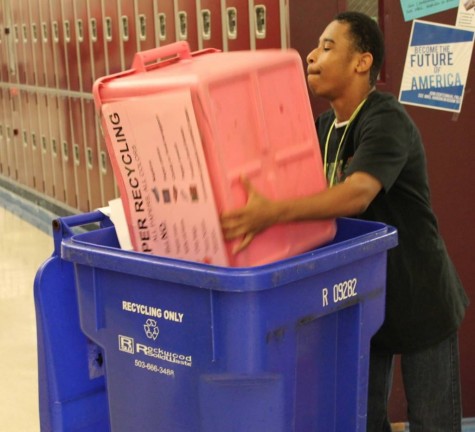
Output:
top-left (102, 90), bottom-right (228, 265)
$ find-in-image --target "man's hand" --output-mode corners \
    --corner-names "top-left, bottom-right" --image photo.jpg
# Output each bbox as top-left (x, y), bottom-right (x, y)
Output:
top-left (220, 178), bottom-right (280, 253)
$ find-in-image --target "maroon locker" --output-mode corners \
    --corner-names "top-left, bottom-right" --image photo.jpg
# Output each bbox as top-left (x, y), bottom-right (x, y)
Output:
top-left (37, 93), bottom-right (55, 198)
top-left (73, 1), bottom-right (94, 92)
top-left (60, 0), bottom-right (81, 92)
top-left (10, 91), bottom-right (26, 184)
top-left (154, 0), bottom-right (177, 47)
top-left (101, 0), bottom-right (123, 75)
top-left (0, 8), bottom-right (5, 83)
top-left (0, 90), bottom-right (7, 176)
top-left (69, 97), bottom-right (89, 211)
top-left (38, 0), bottom-right (56, 88)
top-left (5, 92), bottom-right (18, 180)
top-left (57, 95), bottom-right (79, 208)
top-left (87, 0), bottom-right (107, 82)
top-left (135, 0), bottom-right (156, 52)
top-left (249, 0), bottom-right (289, 49)
top-left (29, 1), bottom-right (47, 88)
top-left (197, 0), bottom-right (224, 50)
top-left (12, 2), bottom-right (28, 85)
top-left (19, 0), bottom-right (37, 87)
top-left (18, 92), bottom-right (35, 189)
top-left (174, 0), bottom-right (199, 51)
top-left (118, 0), bottom-right (138, 70)
top-left (94, 109), bottom-right (117, 205)
top-left (0, 8), bottom-right (8, 176)
top-left (14, 92), bottom-right (33, 188)
top-left (4, 93), bottom-right (15, 179)
top-left (82, 98), bottom-right (103, 210)
top-left (0, 4), bottom-right (14, 84)
top-left (221, 0), bottom-right (251, 51)
top-left (49, 0), bottom-right (68, 89)
top-left (47, 94), bottom-right (66, 202)
top-left (26, 92), bottom-right (46, 193)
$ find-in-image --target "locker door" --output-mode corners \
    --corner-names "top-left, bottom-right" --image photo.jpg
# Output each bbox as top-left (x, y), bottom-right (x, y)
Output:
top-left (118, 0), bottom-right (138, 70)
top-left (70, 96), bottom-right (89, 211)
top-left (0, 90), bottom-right (8, 177)
top-left (174, 0), bottom-right (199, 51)
top-left (101, 0), bottom-right (122, 74)
top-left (57, 95), bottom-right (78, 208)
top-left (49, 0), bottom-right (68, 89)
top-left (5, 93), bottom-right (17, 180)
top-left (27, 92), bottom-right (46, 193)
top-left (2, 1), bottom-right (17, 86)
top-left (12, 1), bottom-right (27, 85)
top-left (10, 90), bottom-right (25, 184)
top-left (221, 0), bottom-right (251, 51)
top-left (0, 5), bottom-right (6, 82)
top-left (81, 96), bottom-right (103, 210)
top-left (18, 91), bottom-right (35, 189)
top-left (18, 0), bottom-right (36, 87)
top-left (38, 0), bottom-right (56, 88)
top-left (37, 93), bottom-right (55, 198)
top-left (73, 0), bottom-right (94, 92)
top-left (47, 94), bottom-right (66, 202)
top-left (87, 0), bottom-right (107, 82)
top-left (249, 0), bottom-right (289, 49)
top-left (135, 0), bottom-right (156, 52)
top-left (95, 109), bottom-right (117, 205)
top-left (197, 0), bottom-right (224, 50)
top-left (60, 0), bottom-right (81, 92)
top-left (154, 0), bottom-right (177, 47)
top-left (28, 1), bottom-right (46, 87)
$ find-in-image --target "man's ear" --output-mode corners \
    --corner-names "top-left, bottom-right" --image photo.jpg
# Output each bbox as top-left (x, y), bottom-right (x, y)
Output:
top-left (356, 52), bottom-right (373, 73)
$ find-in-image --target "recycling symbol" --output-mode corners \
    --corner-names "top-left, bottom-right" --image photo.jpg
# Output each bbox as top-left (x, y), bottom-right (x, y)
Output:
top-left (144, 319), bottom-right (159, 340)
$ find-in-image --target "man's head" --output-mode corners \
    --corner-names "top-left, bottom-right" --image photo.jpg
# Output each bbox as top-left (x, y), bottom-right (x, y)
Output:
top-left (306, 12), bottom-right (385, 100)
top-left (335, 12), bottom-right (385, 87)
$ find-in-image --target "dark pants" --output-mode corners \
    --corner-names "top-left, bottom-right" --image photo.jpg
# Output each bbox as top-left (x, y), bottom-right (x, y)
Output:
top-left (367, 332), bottom-right (463, 432)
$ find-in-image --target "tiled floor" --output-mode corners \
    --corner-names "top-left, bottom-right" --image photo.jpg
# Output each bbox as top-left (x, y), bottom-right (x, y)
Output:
top-left (1, 201), bottom-right (474, 432)
top-left (0, 205), bottom-right (49, 432)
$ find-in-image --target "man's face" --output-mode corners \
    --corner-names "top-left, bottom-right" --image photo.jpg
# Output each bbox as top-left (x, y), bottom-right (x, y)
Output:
top-left (306, 20), bottom-right (359, 100)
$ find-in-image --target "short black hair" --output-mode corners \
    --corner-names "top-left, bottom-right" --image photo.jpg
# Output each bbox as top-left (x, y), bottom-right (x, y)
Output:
top-left (335, 11), bottom-right (385, 86)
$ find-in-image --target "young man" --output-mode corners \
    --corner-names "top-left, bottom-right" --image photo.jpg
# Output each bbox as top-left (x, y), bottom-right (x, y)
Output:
top-left (221, 11), bottom-right (468, 431)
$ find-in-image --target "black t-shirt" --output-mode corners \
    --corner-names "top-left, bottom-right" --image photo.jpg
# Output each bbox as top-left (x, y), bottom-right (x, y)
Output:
top-left (316, 91), bottom-right (469, 353)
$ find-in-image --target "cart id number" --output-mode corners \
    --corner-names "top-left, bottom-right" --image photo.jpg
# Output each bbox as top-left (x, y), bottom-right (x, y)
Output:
top-left (322, 278), bottom-right (358, 306)
top-left (134, 359), bottom-right (175, 377)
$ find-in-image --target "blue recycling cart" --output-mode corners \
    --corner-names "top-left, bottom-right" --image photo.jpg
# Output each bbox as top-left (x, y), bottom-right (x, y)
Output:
top-left (34, 211), bottom-right (397, 431)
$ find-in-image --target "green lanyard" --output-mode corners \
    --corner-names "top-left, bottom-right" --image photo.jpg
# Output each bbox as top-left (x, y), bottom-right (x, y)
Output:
top-left (323, 98), bottom-right (367, 187)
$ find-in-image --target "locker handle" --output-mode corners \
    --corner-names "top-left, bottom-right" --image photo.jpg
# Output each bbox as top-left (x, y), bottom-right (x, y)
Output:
top-left (132, 41), bottom-right (192, 72)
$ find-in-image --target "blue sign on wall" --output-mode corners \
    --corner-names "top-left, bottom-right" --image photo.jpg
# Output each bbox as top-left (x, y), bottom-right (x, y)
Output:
top-left (399, 20), bottom-right (474, 112)
top-left (400, 0), bottom-right (459, 21)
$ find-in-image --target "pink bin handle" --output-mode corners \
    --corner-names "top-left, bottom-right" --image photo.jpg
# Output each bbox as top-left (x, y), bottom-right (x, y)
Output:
top-left (132, 41), bottom-right (192, 72)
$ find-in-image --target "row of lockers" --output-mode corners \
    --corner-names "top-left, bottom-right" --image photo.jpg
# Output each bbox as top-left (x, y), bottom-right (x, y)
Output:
top-left (0, 0), bottom-right (290, 213)
top-left (1, 0), bottom-right (289, 93)
top-left (0, 88), bottom-right (115, 211)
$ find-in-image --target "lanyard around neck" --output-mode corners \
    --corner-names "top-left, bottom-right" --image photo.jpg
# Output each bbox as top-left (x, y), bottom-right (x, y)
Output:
top-left (323, 98), bottom-right (367, 187)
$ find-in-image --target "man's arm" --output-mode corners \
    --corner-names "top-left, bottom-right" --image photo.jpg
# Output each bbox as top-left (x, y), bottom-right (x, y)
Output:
top-left (221, 172), bottom-right (383, 252)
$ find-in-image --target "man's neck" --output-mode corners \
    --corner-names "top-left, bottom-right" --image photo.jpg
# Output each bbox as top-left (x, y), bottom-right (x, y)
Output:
top-left (331, 86), bottom-right (375, 122)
